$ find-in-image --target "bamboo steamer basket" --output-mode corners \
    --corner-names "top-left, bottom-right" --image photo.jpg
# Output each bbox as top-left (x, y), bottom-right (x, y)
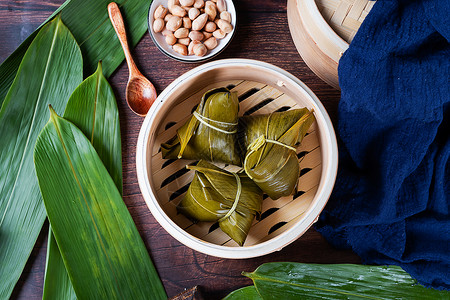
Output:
top-left (136, 59), bottom-right (338, 259)
top-left (287, 0), bottom-right (375, 89)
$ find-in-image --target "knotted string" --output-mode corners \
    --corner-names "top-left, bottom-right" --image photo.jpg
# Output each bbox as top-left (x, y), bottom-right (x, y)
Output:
top-left (243, 135), bottom-right (296, 180)
top-left (193, 111), bottom-right (237, 134)
top-left (219, 172), bottom-right (242, 222)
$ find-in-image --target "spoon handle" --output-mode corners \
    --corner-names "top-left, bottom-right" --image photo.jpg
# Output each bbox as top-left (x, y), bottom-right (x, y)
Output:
top-left (108, 2), bottom-right (140, 76)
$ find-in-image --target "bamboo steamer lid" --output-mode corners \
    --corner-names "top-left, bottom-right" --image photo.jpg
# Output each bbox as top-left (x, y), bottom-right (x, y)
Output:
top-left (287, 0), bottom-right (375, 89)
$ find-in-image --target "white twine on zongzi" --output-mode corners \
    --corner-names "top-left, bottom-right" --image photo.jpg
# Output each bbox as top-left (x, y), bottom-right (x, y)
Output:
top-left (193, 111), bottom-right (238, 134)
top-left (243, 135), bottom-right (297, 180)
top-left (219, 172), bottom-right (242, 222)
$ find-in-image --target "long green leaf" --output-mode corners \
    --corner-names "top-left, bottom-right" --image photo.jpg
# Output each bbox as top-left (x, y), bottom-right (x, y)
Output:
top-left (223, 286), bottom-right (262, 300)
top-left (59, 0), bottom-right (150, 77)
top-left (43, 227), bottom-right (77, 300)
top-left (63, 61), bottom-right (122, 193)
top-left (0, 0), bottom-right (72, 107)
top-left (0, 0), bottom-right (149, 294)
top-left (242, 263), bottom-right (449, 299)
top-left (0, 17), bottom-right (82, 298)
top-left (0, 0), bottom-right (151, 107)
top-left (43, 62), bottom-right (122, 299)
top-left (34, 108), bottom-right (166, 299)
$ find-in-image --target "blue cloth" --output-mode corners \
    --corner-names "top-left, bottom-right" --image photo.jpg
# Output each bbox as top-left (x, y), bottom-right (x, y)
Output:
top-left (316, 0), bottom-right (450, 290)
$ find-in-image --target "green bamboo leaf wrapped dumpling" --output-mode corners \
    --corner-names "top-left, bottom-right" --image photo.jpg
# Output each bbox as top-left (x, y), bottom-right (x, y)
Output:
top-left (178, 160), bottom-right (263, 246)
top-left (161, 88), bottom-right (241, 165)
top-left (238, 109), bottom-right (315, 200)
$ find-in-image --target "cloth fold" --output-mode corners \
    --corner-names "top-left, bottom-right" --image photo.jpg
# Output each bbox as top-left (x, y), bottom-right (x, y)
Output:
top-left (316, 0), bottom-right (450, 290)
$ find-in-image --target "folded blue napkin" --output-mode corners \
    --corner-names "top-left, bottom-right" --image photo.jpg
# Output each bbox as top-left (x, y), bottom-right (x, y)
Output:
top-left (316, 0), bottom-right (449, 290)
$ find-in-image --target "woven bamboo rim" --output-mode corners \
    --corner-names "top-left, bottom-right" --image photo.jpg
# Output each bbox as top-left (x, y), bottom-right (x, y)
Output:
top-left (316, 0), bottom-right (375, 44)
top-left (287, 0), bottom-right (374, 89)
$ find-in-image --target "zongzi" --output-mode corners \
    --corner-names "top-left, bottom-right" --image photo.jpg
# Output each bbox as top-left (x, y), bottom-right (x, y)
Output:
top-left (161, 88), bottom-right (241, 165)
top-left (178, 160), bottom-right (263, 246)
top-left (238, 109), bottom-right (315, 200)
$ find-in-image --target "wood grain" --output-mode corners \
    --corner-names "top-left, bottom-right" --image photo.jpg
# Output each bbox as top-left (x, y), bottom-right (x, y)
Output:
top-left (0, 1), bottom-right (356, 299)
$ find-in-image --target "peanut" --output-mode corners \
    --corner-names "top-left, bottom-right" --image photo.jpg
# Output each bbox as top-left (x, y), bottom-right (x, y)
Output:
top-left (193, 0), bottom-right (204, 8)
top-left (202, 31), bottom-right (213, 39)
top-left (183, 17), bottom-right (192, 29)
top-left (154, 5), bottom-right (168, 19)
top-left (178, 37), bottom-right (191, 46)
top-left (168, 0), bottom-right (179, 9)
top-left (192, 13), bottom-right (208, 30)
top-left (153, 18), bottom-right (165, 33)
top-left (188, 40), bottom-right (201, 55)
top-left (216, 0), bottom-right (226, 13)
top-left (204, 21), bottom-right (217, 32)
top-left (165, 33), bottom-right (177, 45)
top-left (213, 29), bottom-right (226, 39)
top-left (174, 28), bottom-right (189, 38)
top-left (188, 7), bottom-right (200, 20)
top-left (180, 0), bottom-right (195, 6)
top-left (166, 15), bottom-right (182, 31)
top-left (189, 30), bottom-right (204, 41)
top-left (193, 43), bottom-right (207, 56)
top-left (173, 43), bottom-right (188, 55)
top-left (204, 1), bottom-right (217, 21)
top-left (203, 36), bottom-right (217, 50)
top-left (217, 19), bottom-right (232, 33)
top-left (161, 29), bottom-right (173, 36)
top-left (220, 11), bottom-right (231, 23)
top-left (164, 13), bottom-right (173, 22)
top-left (171, 5), bottom-right (187, 17)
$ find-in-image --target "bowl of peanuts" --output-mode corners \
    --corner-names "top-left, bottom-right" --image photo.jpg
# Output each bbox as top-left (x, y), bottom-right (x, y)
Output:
top-left (148, 0), bottom-right (236, 62)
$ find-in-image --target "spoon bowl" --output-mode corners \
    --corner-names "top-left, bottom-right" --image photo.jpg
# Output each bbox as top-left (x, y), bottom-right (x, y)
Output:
top-left (108, 2), bottom-right (156, 116)
top-left (126, 76), bottom-right (156, 117)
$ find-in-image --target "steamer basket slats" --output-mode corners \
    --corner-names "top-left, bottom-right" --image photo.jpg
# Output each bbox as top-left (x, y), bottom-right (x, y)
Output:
top-left (245, 187), bottom-right (318, 245)
top-left (136, 59), bottom-right (338, 258)
top-left (150, 79), bottom-right (323, 248)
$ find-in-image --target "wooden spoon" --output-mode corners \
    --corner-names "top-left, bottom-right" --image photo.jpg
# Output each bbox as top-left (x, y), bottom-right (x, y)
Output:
top-left (108, 2), bottom-right (156, 117)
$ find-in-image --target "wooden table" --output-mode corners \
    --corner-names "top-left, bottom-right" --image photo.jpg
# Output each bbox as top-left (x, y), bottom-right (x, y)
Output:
top-left (1, 0), bottom-right (361, 298)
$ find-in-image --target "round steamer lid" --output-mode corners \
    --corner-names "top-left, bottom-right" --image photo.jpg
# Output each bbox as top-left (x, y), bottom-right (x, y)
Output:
top-left (287, 0), bottom-right (375, 89)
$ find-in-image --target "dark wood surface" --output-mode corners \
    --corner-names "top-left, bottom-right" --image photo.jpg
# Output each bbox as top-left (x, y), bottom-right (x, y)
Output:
top-left (1, 0), bottom-right (360, 299)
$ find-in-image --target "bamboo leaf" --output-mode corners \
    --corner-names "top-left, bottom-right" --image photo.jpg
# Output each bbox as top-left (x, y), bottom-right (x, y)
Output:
top-left (63, 61), bottom-right (122, 194)
top-left (0, 17), bottom-right (82, 298)
top-left (43, 61), bottom-right (122, 300)
top-left (161, 88), bottom-right (242, 165)
top-left (0, 0), bottom-right (72, 107)
top-left (34, 108), bottom-right (166, 299)
top-left (0, 0), bottom-right (151, 106)
top-left (59, 0), bottom-right (150, 77)
top-left (43, 227), bottom-right (77, 300)
top-left (223, 286), bottom-right (262, 300)
top-left (238, 109), bottom-right (315, 199)
top-left (242, 262), bottom-right (449, 299)
top-left (0, 0), bottom-right (149, 294)
top-left (178, 160), bottom-right (263, 246)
